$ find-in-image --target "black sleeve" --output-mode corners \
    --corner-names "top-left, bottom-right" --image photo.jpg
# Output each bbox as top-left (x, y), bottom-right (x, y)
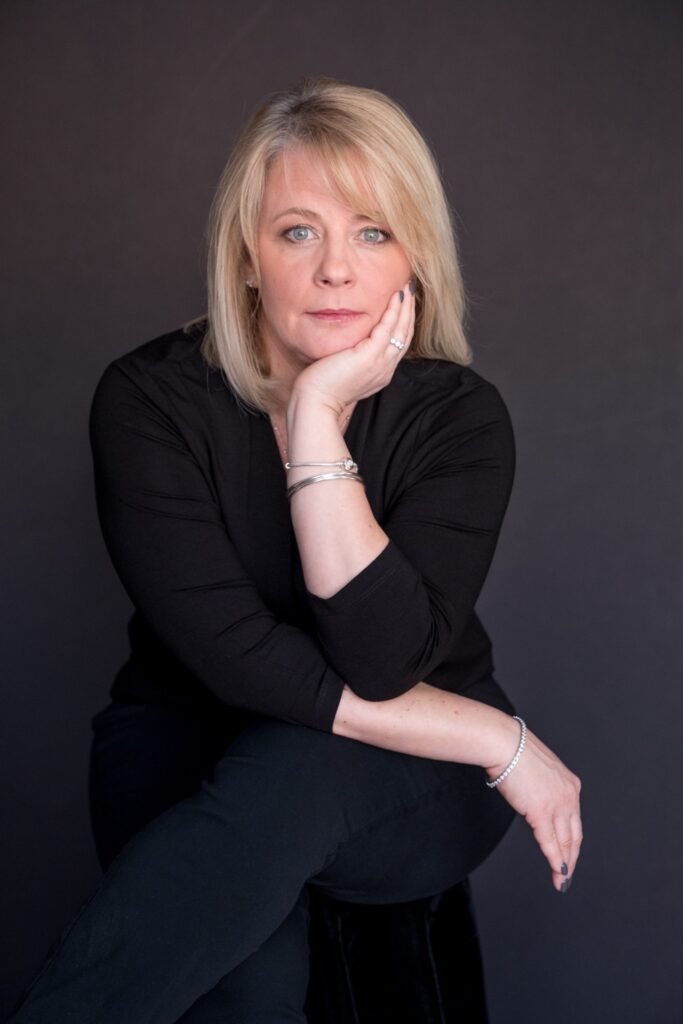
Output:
top-left (305, 379), bottom-right (515, 701)
top-left (88, 361), bottom-right (345, 732)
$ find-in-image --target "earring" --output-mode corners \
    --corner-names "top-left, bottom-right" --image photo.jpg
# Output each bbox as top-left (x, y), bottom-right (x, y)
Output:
top-left (246, 279), bottom-right (256, 288)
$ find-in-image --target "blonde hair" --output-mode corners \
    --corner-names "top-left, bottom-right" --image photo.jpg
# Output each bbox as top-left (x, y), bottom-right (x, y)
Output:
top-left (186, 75), bottom-right (472, 413)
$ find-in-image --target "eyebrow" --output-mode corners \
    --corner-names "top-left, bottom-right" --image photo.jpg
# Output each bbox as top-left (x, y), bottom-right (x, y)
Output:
top-left (270, 207), bottom-right (378, 224)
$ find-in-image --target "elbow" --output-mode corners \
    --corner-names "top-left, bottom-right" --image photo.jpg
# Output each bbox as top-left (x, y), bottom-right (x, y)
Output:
top-left (339, 623), bottom-right (461, 702)
top-left (346, 669), bottom-right (420, 703)
top-left (320, 606), bottom-right (462, 703)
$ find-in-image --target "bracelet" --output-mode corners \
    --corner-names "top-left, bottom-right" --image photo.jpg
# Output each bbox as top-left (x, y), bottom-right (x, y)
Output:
top-left (286, 471), bottom-right (365, 501)
top-left (485, 716), bottom-right (527, 789)
top-left (285, 457), bottom-right (358, 473)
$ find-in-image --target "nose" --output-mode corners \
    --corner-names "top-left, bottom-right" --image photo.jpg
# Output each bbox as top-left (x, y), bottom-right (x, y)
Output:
top-left (314, 235), bottom-right (355, 288)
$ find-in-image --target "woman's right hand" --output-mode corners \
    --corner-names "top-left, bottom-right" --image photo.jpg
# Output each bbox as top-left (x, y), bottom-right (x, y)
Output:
top-left (486, 727), bottom-right (583, 892)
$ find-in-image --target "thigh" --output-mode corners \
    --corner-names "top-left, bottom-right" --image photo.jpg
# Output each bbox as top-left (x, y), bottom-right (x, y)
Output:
top-left (89, 703), bottom-right (315, 1022)
top-left (177, 888), bottom-right (311, 1024)
top-left (88, 701), bottom-right (242, 870)
top-left (311, 765), bottom-right (516, 904)
top-left (210, 717), bottom-right (516, 903)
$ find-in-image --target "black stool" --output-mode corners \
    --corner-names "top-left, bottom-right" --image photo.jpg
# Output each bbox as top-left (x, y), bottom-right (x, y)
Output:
top-left (304, 877), bottom-right (489, 1023)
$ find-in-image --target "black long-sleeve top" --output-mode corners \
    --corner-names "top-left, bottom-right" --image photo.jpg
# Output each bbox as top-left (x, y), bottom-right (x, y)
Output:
top-left (89, 320), bottom-right (517, 733)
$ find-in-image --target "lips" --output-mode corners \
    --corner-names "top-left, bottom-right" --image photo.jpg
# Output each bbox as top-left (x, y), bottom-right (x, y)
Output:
top-left (307, 309), bottom-right (364, 322)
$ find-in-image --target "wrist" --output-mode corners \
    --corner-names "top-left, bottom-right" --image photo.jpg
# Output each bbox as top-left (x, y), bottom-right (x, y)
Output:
top-left (484, 712), bottom-right (526, 779)
top-left (287, 388), bottom-right (342, 429)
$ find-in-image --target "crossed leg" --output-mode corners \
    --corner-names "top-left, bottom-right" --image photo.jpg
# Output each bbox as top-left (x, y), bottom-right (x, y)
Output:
top-left (177, 888), bottom-right (312, 1024)
top-left (10, 716), bottom-right (515, 1023)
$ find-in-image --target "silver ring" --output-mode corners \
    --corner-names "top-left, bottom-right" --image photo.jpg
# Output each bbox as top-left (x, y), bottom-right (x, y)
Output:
top-left (389, 336), bottom-right (406, 351)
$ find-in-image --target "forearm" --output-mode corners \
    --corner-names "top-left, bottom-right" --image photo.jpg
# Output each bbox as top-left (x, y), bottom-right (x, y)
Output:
top-left (286, 392), bottom-right (388, 598)
top-left (332, 680), bottom-right (520, 774)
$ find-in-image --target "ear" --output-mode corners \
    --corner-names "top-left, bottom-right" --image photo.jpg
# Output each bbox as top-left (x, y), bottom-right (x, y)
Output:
top-left (243, 256), bottom-right (257, 289)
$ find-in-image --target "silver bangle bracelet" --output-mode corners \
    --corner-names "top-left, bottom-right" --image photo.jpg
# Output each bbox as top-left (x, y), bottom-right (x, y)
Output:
top-left (285, 457), bottom-right (358, 473)
top-left (286, 471), bottom-right (365, 500)
top-left (485, 716), bottom-right (527, 789)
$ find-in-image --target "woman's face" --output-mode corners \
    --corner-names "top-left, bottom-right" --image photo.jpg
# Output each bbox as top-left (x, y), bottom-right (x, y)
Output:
top-left (251, 146), bottom-right (412, 385)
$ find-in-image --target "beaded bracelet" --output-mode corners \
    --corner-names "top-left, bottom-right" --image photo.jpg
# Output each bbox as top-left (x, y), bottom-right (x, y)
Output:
top-left (485, 716), bottom-right (527, 788)
top-left (286, 471), bottom-right (365, 501)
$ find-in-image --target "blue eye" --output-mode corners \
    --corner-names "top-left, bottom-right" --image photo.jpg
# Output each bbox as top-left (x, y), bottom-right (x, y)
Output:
top-left (281, 224), bottom-right (392, 244)
top-left (283, 225), bottom-right (313, 242)
top-left (360, 227), bottom-right (391, 244)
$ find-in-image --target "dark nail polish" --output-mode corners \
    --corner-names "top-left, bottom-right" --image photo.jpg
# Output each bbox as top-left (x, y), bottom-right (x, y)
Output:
top-left (399, 290), bottom-right (405, 302)
top-left (561, 862), bottom-right (568, 876)
top-left (560, 876), bottom-right (572, 893)
top-left (409, 279), bottom-right (417, 295)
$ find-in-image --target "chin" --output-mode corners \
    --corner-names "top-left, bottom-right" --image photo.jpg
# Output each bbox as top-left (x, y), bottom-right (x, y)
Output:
top-left (309, 329), bottom-right (366, 354)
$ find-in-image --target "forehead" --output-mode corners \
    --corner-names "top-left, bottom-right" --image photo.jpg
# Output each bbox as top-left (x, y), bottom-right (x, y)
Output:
top-left (260, 145), bottom-right (380, 219)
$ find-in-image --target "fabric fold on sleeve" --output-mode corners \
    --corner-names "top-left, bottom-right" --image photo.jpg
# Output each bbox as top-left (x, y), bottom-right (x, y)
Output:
top-left (306, 540), bottom-right (400, 611)
top-left (304, 378), bottom-right (516, 702)
top-left (89, 361), bottom-right (345, 733)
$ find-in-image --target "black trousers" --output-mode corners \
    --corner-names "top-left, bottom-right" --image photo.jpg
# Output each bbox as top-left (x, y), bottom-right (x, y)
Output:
top-left (9, 700), bottom-right (516, 1023)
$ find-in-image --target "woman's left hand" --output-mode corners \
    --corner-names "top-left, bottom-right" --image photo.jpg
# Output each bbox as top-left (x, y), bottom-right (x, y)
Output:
top-left (291, 280), bottom-right (416, 415)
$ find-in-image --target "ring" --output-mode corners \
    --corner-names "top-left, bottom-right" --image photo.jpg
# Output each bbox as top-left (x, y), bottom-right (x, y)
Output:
top-left (389, 336), bottom-right (406, 351)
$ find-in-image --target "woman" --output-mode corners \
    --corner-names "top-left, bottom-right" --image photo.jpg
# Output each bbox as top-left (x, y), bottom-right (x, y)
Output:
top-left (10, 76), bottom-right (582, 1022)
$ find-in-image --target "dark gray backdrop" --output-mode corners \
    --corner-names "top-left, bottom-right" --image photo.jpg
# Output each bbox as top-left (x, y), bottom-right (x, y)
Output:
top-left (2, 1), bottom-right (681, 1021)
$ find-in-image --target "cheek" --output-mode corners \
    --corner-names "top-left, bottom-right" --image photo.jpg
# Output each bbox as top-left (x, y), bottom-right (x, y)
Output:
top-left (360, 256), bottom-right (408, 301)
top-left (260, 279), bottom-right (292, 320)
top-left (265, 262), bottom-right (304, 303)
top-left (259, 287), bottom-right (308, 344)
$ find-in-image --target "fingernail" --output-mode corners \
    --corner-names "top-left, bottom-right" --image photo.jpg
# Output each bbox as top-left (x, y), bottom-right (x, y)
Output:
top-left (560, 876), bottom-right (572, 893)
top-left (561, 862), bottom-right (568, 876)
top-left (399, 290), bottom-right (405, 302)
top-left (409, 279), bottom-right (417, 295)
